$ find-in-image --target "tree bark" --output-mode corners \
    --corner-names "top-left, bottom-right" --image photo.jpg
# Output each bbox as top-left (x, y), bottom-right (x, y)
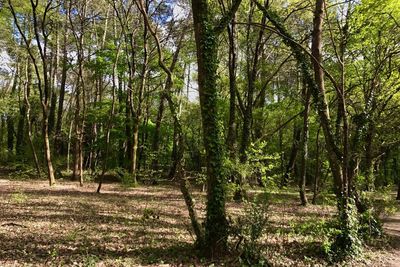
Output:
top-left (16, 61), bottom-right (26, 156)
top-left (55, 11), bottom-right (68, 152)
top-left (282, 124), bottom-right (301, 187)
top-left (299, 82), bottom-right (311, 205)
top-left (151, 93), bottom-right (165, 169)
top-left (239, 7), bottom-right (266, 162)
top-left (312, 127), bottom-right (321, 204)
top-left (7, 116), bottom-right (14, 154)
top-left (24, 59), bottom-right (41, 177)
top-left (226, 15), bottom-right (237, 158)
top-left (191, 0), bottom-right (242, 255)
top-left (8, 0), bottom-right (56, 185)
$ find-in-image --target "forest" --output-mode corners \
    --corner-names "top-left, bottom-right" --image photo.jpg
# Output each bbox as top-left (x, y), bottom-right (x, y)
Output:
top-left (0, 0), bottom-right (399, 266)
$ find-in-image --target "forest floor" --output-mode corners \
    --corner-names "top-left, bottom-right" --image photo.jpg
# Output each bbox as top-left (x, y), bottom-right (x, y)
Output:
top-left (383, 213), bottom-right (400, 267)
top-left (0, 174), bottom-right (399, 266)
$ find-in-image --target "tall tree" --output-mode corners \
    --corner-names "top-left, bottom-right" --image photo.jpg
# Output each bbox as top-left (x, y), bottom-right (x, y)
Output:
top-left (191, 0), bottom-right (242, 255)
top-left (8, 0), bottom-right (57, 185)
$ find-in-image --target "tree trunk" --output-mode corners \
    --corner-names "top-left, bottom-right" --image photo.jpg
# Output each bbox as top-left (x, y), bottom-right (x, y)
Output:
top-left (24, 59), bottom-right (41, 178)
top-left (16, 60), bottom-right (26, 156)
top-left (48, 28), bottom-right (59, 135)
top-left (151, 93), bottom-right (165, 169)
top-left (7, 116), bottom-right (14, 154)
top-left (8, 0), bottom-right (57, 186)
top-left (364, 126), bottom-right (375, 191)
top-left (129, 5), bottom-right (148, 183)
top-left (191, 0), bottom-right (242, 255)
top-left (282, 125), bottom-right (301, 187)
top-left (55, 17), bottom-right (68, 152)
top-left (255, 1), bottom-right (345, 196)
top-left (15, 106), bottom-right (26, 156)
top-left (43, 116), bottom-right (56, 185)
top-left (312, 127), bottom-right (321, 204)
top-left (393, 156), bottom-right (400, 200)
top-left (97, 43), bottom-right (120, 193)
top-left (299, 83), bottom-right (311, 206)
top-left (0, 115), bottom-right (5, 150)
top-left (239, 8), bottom-right (266, 162)
top-left (226, 15), bottom-right (237, 157)
top-left (137, 1), bottom-right (204, 243)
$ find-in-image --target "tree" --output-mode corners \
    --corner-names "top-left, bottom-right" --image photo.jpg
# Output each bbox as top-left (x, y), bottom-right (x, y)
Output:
top-left (8, 0), bottom-right (57, 185)
top-left (191, 0), bottom-right (242, 255)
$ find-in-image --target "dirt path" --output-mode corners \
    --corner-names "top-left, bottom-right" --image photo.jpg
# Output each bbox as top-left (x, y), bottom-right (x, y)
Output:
top-left (383, 212), bottom-right (400, 267)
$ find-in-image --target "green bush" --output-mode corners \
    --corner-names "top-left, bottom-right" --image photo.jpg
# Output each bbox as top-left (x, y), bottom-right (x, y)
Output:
top-left (358, 208), bottom-right (383, 240)
top-left (324, 198), bottom-right (362, 262)
top-left (230, 194), bottom-right (271, 266)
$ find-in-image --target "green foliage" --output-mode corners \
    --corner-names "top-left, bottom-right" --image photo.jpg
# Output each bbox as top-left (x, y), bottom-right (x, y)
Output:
top-left (7, 162), bottom-right (36, 180)
top-left (324, 198), bottom-right (362, 262)
top-left (142, 207), bottom-right (160, 221)
top-left (358, 208), bottom-right (383, 241)
top-left (291, 217), bottom-right (331, 238)
top-left (115, 168), bottom-right (137, 188)
top-left (230, 194), bottom-right (271, 266)
top-left (10, 191), bottom-right (28, 204)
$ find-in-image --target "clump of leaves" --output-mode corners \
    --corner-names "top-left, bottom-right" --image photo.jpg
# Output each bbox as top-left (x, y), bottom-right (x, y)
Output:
top-left (116, 168), bottom-right (137, 188)
top-left (8, 163), bottom-right (36, 180)
top-left (142, 208), bottom-right (160, 221)
top-left (81, 254), bottom-right (99, 267)
top-left (358, 208), bottom-right (383, 241)
top-left (230, 194), bottom-right (271, 266)
top-left (291, 217), bottom-right (330, 238)
top-left (324, 198), bottom-right (362, 262)
top-left (10, 191), bottom-right (28, 203)
top-left (194, 172), bottom-right (207, 192)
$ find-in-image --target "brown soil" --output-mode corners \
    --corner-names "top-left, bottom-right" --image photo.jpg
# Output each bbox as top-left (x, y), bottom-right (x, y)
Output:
top-left (0, 179), bottom-right (399, 266)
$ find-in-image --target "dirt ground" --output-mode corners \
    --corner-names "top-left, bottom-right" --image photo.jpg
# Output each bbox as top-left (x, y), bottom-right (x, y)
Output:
top-left (383, 213), bottom-right (400, 267)
top-left (0, 178), bottom-right (399, 266)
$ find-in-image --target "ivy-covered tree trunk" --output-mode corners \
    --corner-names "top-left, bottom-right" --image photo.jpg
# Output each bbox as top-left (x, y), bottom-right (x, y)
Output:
top-left (299, 83), bottom-right (311, 206)
top-left (191, 0), bottom-right (242, 256)
top-left (192, 4), bottom-right (227, 254)
top-left (254, 0), bottom-right (363, 256)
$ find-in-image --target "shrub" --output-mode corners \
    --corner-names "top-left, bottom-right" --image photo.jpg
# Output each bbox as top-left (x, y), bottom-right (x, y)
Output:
top-left (324, 198), bottom-right (362, 262)
top-left (230, 194), bottom-right (271, 266)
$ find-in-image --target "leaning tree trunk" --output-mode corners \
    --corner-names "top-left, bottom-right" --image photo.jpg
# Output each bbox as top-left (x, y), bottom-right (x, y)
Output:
top-left (137, 0), bottom-right (204, 244)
